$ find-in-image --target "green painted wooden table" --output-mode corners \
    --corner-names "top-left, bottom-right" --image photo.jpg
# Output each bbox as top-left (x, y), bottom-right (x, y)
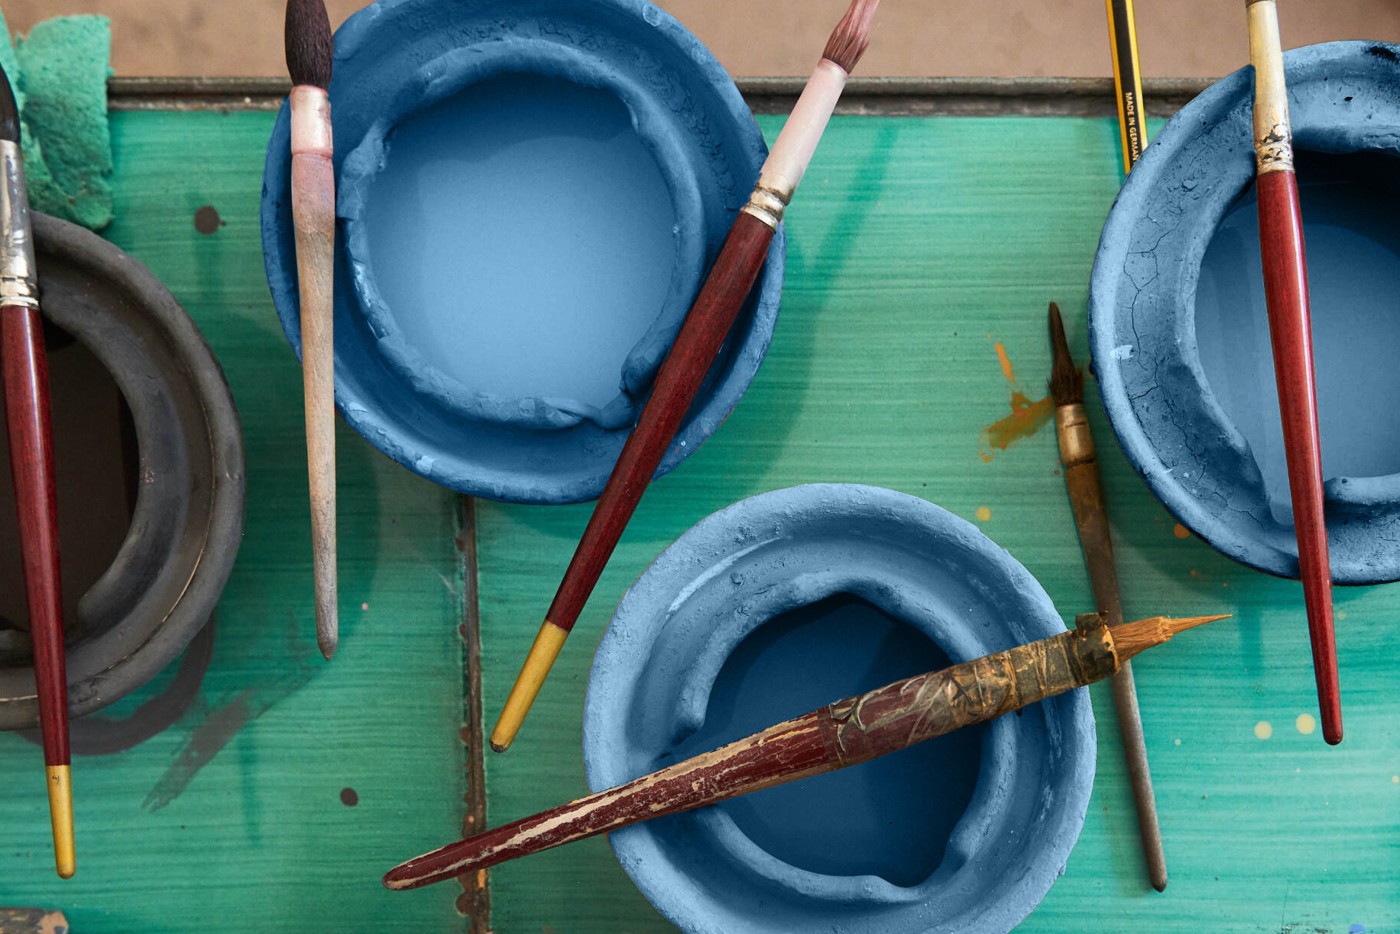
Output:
top-left (0, 96), bottom-right (1397, 932)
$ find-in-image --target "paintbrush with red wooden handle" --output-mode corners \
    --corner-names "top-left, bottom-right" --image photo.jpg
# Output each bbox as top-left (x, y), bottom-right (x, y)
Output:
top-left (0, 64), bottom-right (74, 878)
top-left (286, 0), bottom-right (339, 660)
top-left (490, 0), bottom-right (882, 753)
top-left (390, 613), bottom-right (1228, 889)
top-left (1245, 0), bottom-right (1341, 745)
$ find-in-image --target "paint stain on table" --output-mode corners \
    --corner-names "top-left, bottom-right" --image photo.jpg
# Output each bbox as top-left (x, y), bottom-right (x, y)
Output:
top-left (194, 205), bottom-right (225, 235)
top-left (979, 340), bottom-right (1053, 460)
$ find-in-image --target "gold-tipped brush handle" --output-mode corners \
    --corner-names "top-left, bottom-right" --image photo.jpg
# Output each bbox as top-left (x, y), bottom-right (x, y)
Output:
top-left (290, 86), bottom-right (338, 659)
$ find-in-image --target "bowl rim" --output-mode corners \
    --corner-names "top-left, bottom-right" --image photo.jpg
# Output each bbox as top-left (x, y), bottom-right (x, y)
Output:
top-left (1089, 39), bottom-right (1400, 583)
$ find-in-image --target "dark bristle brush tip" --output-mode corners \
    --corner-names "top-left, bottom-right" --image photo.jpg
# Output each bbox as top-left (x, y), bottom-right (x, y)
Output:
top-left (1047, 301), bottom-right (1085, 408)
top-left (0, 64), bottom-right (19, 144)
top-left (285, 0), bottom-right (334, 90)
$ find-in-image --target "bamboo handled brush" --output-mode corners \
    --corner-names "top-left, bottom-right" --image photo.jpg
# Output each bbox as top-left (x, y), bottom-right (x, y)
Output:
top-left (285, 0), bottom-right (339, 659)
top-left (1048, 303), bottom-right (1165, 891)
top-left (0, 64), bottom-right (74, 879)
top-left (388, 613), bottom-right (1229, 889)
top-left (490, 0), bottom-right (882, 753)
top-left (1245, 0), bottom-right (1341, 744)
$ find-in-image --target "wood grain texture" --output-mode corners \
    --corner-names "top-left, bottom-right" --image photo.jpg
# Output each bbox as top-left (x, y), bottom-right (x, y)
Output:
top-left (0, 112), bottom-right (466, 930)
top-left (1, 305), bottom-right (68, 769)
top-left (480, 115), bottom-right (1400, 932)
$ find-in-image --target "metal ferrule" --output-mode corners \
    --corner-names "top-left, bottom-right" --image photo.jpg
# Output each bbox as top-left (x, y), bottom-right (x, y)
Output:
top-left (0, 139), bottom-right (37, 309)
top-left (1055, 403), bottom-right (1095, 468)
top-left (741, 183), bottom-right (791, 229)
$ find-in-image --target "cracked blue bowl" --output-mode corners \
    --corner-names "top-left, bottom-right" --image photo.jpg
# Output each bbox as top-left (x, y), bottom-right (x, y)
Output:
top-left (1090, 40), bottom-right (1400, 583)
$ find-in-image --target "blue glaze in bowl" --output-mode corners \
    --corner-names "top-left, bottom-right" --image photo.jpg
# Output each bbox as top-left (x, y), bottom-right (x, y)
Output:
top-left (1090, 41), bottom-right (1400, 583)
top-left (261, 0), bottom-right (783, 504)
top-left (583, 484), bottom-right (1095, 934)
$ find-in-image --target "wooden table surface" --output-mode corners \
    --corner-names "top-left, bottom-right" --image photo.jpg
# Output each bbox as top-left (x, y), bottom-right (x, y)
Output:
top-left (0, 90), bottom-right (1396, 932)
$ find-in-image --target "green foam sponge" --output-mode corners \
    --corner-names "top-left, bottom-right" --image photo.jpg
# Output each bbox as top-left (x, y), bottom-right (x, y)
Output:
top-left (0, 13), bottom-right (113, 231)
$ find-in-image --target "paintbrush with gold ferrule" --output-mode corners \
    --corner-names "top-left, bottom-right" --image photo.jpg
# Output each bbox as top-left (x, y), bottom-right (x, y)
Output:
top-left (389, 612), bottom-right (1229, 890)
top-left (490, 0), bottom-right (883, 753)
top-left (0, 63), bottom-right (74, 879)
top-left (1048, 301), bottom-right (1165, 891)
top-left (286, 0), bottom-right (339, 660)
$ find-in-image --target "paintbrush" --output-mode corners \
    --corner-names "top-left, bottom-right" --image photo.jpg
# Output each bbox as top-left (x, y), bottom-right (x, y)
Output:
top-left (285, 0), bottom-right (339, 660)
top-left (1048, 302), bottom-right (1166, 891)
top-left (0, 63), bottom-right (74, 879)
top-left (489, 0), bottom-right (882, 753)
top-left (1245, 0), bottom-right (1341, 744)
top-left (388, 612), bottom-right (1229, 889)
top-left (1104, 0), bottom-right (1146, 171)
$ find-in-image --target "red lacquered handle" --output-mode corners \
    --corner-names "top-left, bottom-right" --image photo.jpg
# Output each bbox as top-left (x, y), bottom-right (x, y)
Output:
top-left (1255, 169), bottom-right (1342, 745)
top-left (547, 212), bottom-right (776, 632)
top-left (1, 304), bottom-right (68, 766)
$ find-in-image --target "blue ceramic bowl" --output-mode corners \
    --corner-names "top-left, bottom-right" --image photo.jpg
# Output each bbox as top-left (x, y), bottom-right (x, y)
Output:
top-left (1090, 41), bottom-right (1400, 583)
top-left (583, 484), bottom-right (1095, 934)
top-left (261, 0), bottom-right (783, 504)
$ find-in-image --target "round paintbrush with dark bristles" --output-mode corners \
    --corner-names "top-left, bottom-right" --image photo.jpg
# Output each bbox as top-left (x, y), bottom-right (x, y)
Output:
top-left (1047, 301), bottom-right (1166, 891)
top-left (285, 0), bottom-right (339, 660)
top-left (389, 611), bottom-right (1228, 890)
top-left (0, 62), bottom-right (75, 878)
top-left (490, 0), bottom-right (883, 754)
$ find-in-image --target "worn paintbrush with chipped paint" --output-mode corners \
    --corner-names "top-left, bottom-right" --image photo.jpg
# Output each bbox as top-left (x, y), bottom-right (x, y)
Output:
top-left (1245, 0), bottom-right (1341, 745)
top-left (0, 63), bottom-right (74, 879)
top-left (490, 0), bottom-right (882, 753)
top-left (1048, 302), bottom-right (1166, 892)
top-left (386, 612), bottom-right (1229, 890)
top-left (286, 0), bottom-right (339, 659)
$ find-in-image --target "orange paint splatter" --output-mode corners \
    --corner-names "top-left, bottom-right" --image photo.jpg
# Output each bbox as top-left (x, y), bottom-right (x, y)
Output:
top-left (981, 391), bottom-right (1054, 453)
top-left (1173, 523), bottom-right (1191, 539)
top-left (975, 506), bottom-right (992, 522)
top-left (994, 341), bottom-right (1016, 382)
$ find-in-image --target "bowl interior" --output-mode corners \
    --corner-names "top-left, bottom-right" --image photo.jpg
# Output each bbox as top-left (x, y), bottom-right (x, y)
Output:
top-left (1195, 148), bottom-right (1400, 524)
top-left (671, 592), bottom-right (983, 888)
top-left (360, 71), bottom-right (682, 427)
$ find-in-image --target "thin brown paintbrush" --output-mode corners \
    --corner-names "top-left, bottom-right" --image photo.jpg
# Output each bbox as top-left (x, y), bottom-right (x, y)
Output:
top-left (0, 63), bottom-right (74, 878)
top-left (386, 612), bottom-right (1229, 890)
top-left (490, 0), bottom-right (882, 752)
top-left (286, 0), bottom-right (338, 659)
top-left (1048, 301), bottom-right (1166, 891)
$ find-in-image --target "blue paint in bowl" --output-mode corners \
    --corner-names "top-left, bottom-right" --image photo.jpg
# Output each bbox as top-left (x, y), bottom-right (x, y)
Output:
top-left (583, 484), bottom-right (1095, 934)
top-left (261, 0), bottom-right (783, 503)
top-left (1090, 41), bottom-right (1400, 583)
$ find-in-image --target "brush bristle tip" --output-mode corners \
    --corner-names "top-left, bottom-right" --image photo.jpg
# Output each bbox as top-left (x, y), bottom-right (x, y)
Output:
top-left (286, 0), bottom-right (334, 89)
top-left (822, 0), bottom-right (881, 73)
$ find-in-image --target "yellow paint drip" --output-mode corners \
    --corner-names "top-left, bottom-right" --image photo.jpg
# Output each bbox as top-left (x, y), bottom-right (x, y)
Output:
top-left (1254, 721), bottom-right (1273, 740)
top-left (994, 341), bottom-right (1016, 382)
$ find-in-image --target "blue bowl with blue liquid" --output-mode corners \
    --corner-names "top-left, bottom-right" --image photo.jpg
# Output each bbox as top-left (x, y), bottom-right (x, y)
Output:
top-left (583, 485), bottom-right (1095, 934)
top-left (261, 0), bottom-right (783, 503)
top-left (1090, 41), bottom-right (1400, 583)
